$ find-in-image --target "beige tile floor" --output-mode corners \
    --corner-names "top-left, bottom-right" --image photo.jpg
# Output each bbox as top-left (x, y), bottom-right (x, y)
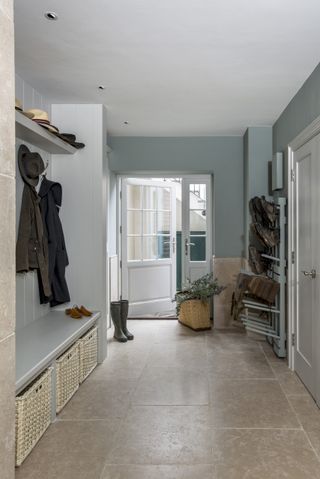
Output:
top-left (16, 320), bottom-right (320, 479)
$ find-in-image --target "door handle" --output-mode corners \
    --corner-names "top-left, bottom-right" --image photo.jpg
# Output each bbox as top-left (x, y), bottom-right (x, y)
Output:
top-left (163, 238), bottom-right (176, 254)
top-left (184, 239), bottom-right (195, 255)
top-left (302, 269), bottom-right (316, 279)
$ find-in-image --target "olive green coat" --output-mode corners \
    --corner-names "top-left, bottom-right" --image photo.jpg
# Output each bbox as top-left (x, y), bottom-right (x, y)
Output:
top-left (16, 184), bottom-right (52, 298)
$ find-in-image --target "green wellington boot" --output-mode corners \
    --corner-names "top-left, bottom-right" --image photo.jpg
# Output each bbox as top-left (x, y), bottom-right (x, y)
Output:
top-left (120, 300), bottom-right (134, 340)
top-left (110, 301), bottom-right (127, 342)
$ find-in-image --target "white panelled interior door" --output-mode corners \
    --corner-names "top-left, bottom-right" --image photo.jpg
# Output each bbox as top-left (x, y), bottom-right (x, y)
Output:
top-left (181, 176), bottom-right (212, 285)
top-left (293, 136), bottom-right (320, 403)
top-left (122, 178), bottom-right (176, 317)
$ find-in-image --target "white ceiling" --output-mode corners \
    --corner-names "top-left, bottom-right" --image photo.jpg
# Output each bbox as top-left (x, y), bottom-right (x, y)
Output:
top-left (14, 0), bottom-right (320, 136)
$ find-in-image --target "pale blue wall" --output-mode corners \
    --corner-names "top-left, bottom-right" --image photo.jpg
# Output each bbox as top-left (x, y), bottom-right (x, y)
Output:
top-left (244, 127), bottom-right (272, 257)
top-left (109, 136), bottom-right (244, 257)
top-left (273, 63), bottom-right (320, 153)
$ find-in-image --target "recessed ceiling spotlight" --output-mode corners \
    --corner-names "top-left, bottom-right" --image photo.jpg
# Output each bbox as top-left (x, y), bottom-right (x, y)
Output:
top-left (45, 12), bottom-right (58, 20)
top-left (98, 85), bottom-right (105, 90)
top-left (124, 121), bottom-right (129, 125)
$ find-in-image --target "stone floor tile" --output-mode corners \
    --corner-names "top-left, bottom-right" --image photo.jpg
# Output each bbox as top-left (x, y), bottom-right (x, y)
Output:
top-left (101, 464), bottom-right (215, 479)
top-left (277, 372), bottom-right (310, 396)
top-left (132, 366), bottom-right (209, 405)
top-left (209, 378), bottom-right (300, 428)
top-left (27, 419), bottom-right (121, 458)
top-left (146, 342), bottom-right (207, 371)
top-left (268, 360), bottom-right (291, 375)
top-left (288, 395), bottom-right (320, 456)
top-left (58, 378), bottom-right (136, 419)
top-left (207, 350), bottom-right (275, 379)
top-left (154, 321), bottom-right (207, 344)
top-left (90, 355), bottom-right (147, 380)
top-left (105, 406), bottom-right (213, 465)
top-left (211, 428), bottom-right (320, 478)
top-left (15, 451), bottom-right (106, 479)
top-left (206, 332), bottom-right (261, 352)
top-left (260, 342), bottom-right (286, 362)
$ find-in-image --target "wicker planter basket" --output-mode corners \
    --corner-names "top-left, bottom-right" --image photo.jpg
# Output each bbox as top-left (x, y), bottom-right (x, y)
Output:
top-left (15, 368), bottom-right (52, 466)
top-left (78, 326), bottom-right (98, 383)
top-left (178, 299), bottom-right (211, 331)
top-left (56, 342), bottom-right (80, 413)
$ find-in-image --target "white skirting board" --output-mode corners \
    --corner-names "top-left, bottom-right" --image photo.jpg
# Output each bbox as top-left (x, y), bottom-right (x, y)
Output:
top-left (109, 255), bottom-right (119, 302)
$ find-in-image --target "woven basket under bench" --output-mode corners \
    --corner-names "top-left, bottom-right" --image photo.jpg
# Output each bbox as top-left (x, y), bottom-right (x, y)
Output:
top-left (15, 368), bottom-right (52, 466)
top-left (56, 342), bottom-right (80, 413)
top-left (77, 326), bottom-right (98, 383)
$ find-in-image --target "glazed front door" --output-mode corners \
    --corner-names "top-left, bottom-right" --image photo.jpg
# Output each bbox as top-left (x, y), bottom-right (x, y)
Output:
top-left (181, 176), bottom-right (212, 285)
top-left (122, 178), bottom-right (176, 317)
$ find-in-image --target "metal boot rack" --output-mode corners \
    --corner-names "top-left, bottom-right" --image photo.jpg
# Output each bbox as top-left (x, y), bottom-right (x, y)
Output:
top-left (240, 197), bottom-right (286, 358)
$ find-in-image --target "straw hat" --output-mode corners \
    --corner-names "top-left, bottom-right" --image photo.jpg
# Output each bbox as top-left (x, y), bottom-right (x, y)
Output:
top-left (25, 109), bottom-right (59, 134)
top-left (15, 98), bottom-right (35, 119)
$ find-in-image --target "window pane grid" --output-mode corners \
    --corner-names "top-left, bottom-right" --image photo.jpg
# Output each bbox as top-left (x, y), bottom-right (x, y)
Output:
top-left (127, 184), bottom-right (172, 261)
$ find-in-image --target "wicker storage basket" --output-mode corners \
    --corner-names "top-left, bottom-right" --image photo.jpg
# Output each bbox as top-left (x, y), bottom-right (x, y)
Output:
top-left (78, 326), bottom-right (98, 383)
top-left (15, 368), bottom-right (52, 466)
top-left (178, 299), bottom-right (211, 331)
top-left (56, 342), bottom-right (80, 413)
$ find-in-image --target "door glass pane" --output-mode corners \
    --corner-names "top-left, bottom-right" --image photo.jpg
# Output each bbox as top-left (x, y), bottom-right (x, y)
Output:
top-left (158, 187), bottom-right (171, 210)
top-left (190, 209), bottom-right (206, 234)
top-left (190, 236), bottom-right (206, 261)
top-left (128, 237), bottom-right (142, 261)
top-left (127, 184), bottom-right (141, 209)
top-left (143, 212), bottom-right (157, 234)
top-left (189, 183), bottom-right (206, 209)
top-left (128, 211), bottom-right (141, 235)
top-left (143, 236), bottom-right (157, 260)
top-left (158, 211), bottom-right (171, 234)
top-left (158, 235), bottom-right (171, 259)
top-left (143, 186), bottom-right (157, 210)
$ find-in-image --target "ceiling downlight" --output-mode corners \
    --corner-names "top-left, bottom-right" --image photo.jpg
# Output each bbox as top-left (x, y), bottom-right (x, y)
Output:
top-left (45, 12), bottom-right (58, 21)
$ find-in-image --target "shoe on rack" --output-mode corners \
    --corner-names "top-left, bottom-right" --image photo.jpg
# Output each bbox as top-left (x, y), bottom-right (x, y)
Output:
top-left (248, 245), bottom-right (270, 274)
top-left (260, 196), bottom-right (277, 227)
top-left (251, 223), bottom-right (280, 248)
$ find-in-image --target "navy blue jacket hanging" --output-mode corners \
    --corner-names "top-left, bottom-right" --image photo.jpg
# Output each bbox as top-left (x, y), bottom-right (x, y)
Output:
top-left (39, 177), bottom-right (70, 306)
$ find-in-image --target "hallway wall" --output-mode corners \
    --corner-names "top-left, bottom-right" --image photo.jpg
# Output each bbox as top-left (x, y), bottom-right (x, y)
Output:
top-left (15, 75), bottom-right (53, 331)
top-left (243, 126), bottom-right (273, 258)
top-left (109, 136), bottom-right (244, 258)
top-left (273, 62), bottom-right (320, 153)
top-left (0, 0), bottom-right (15, 477)
top-left (273, 62), bottom-right (320, 196)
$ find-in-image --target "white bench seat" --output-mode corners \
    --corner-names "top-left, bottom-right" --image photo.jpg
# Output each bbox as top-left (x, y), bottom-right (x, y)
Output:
top-left (16, 310), bottom-right (100, 393)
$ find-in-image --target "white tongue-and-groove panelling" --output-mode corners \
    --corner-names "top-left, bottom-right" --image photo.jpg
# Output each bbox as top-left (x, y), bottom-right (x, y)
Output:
top-left (15, 75), bottom-right (53, 330)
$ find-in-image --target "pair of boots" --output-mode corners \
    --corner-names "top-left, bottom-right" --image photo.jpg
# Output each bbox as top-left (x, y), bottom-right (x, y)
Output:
top-left (110, 300), bottom-right (134, 342)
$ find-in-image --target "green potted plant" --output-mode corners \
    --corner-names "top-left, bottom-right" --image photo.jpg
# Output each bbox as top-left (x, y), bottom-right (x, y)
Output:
top-left (175, 273), bottom-right (225, 331)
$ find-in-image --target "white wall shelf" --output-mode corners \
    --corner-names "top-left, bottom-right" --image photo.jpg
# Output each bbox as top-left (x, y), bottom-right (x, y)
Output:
top-left (15, 111), bottom-right (77, 155)
top-left (16, 310), bottom-right (100, 393)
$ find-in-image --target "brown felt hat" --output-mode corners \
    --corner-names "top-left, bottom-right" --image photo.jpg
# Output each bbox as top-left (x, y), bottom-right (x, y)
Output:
top-left (18, 144), bottom-right (45, 187)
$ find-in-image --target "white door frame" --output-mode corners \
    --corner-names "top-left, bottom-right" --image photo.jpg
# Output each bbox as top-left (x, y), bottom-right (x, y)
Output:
top-left (287, 115), bottom-right (320, 379)
top-left (121, 177), bottom-right (177, 316)
top-left (117, 173), bottom-right (214, 301)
